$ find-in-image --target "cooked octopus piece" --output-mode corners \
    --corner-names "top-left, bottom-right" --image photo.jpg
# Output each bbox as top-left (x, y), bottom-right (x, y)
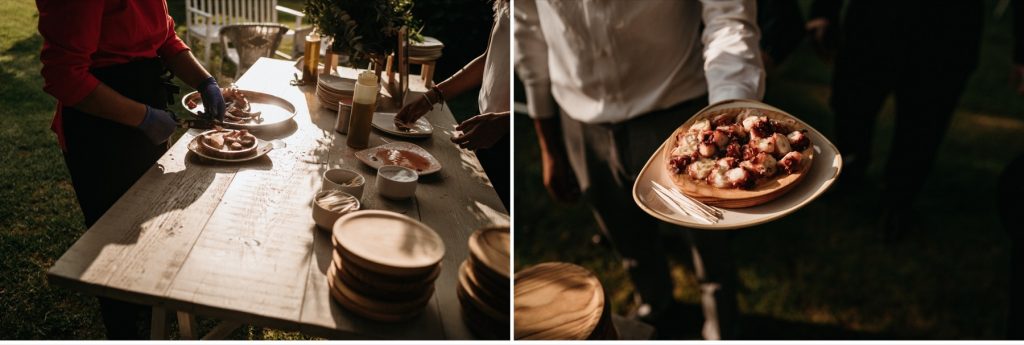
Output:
top-left (708, 168), bottom-right (730, 188)
top-left (690, 119), bottom-right (711, 133)
top-left (772, 132), bottom-right (792, 157)
top-left (750, 117), bottom-right (775, 138)
top-left (687, 159), bottom-right (717, 180)
top-left (787, 130), bottom-right (810, 152)
top-left (668, 154), bottom-right (696, 174)
top-left (725, 142), bottom-right (743, 159)
top-left (779, 151), bottom-right (803, 174)
top-left (717, 157), bottom-right (738, 170)
top-left (725, 167), bottom-right (754, 189)
top-left (740, 152), bottom-right (778, 178)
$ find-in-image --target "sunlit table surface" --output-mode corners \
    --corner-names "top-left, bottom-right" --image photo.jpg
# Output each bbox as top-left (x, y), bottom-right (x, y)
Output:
top-left (47, 57), bottom-right (509, 340)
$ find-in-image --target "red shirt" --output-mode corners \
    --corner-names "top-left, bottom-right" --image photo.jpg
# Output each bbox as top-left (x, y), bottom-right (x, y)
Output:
top-left (37, 0), bottom-right (190, 149)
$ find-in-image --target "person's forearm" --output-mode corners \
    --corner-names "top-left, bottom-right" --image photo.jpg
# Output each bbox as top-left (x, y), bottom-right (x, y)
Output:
top-left (436, 53), bottom-right (485, 99)
top-left (534, 116), bottom-right (566, 158)
top-left (164, 50), bottom-right (212, 88)
top-left (72, 83), bottom-right (148, 126)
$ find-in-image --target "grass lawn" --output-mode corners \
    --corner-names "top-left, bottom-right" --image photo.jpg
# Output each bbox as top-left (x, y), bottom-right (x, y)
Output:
top-left (0, 0), bottom-right (480, 339)
top-left (513, 0), bottom-right (1024, 340)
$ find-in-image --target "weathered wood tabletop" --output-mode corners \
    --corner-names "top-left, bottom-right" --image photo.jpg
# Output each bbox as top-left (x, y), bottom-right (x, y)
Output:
top-left (46, 58), bottom-right (510, 340)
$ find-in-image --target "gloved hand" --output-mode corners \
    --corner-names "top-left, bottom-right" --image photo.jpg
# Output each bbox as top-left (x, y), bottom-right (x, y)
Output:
top-left (137, 105), bottom-right (178, 145)
top-left (197, 76), bottom-right (226, 122)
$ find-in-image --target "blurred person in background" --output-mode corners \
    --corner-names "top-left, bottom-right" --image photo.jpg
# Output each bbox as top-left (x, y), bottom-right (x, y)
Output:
top-left (515, 0), bottom-right (764, 339)
top-left (396, 0), bottom-right (510, 208)
top-left (36, 0), bottom-right (225, 339)
top-left (806, 0), bottom-right (982, 238)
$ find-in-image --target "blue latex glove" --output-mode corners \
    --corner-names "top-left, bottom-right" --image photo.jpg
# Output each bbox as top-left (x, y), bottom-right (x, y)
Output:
top-left (137, 105), bottom-right (178, 144)
top-left (197, 76), bottom-right (226, 122)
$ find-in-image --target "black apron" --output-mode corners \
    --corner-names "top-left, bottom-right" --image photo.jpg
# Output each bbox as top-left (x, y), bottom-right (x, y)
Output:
top-left (61, 58), bottom-right (178, 228)
top-left (61, 59), bottom-right (179, 339)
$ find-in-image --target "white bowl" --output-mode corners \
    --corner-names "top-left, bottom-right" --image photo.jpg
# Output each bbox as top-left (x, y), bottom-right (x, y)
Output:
top-left (312, 190), bottom-right (361, 231)
top-left (323, 168), bottom-right (365, 199)
top-left (376, 165), bottom-right (418, 200)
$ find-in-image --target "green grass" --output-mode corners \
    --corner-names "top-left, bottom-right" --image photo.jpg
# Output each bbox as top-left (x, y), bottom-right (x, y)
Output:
top-left (514, 0), bottom-right (1024, 340)
top-left (0, 0), bottom-right (481, 339)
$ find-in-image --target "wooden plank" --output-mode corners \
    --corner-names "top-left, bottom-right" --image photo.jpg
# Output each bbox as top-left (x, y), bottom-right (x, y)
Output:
top-left (165, 59), bottom-right (329, 326)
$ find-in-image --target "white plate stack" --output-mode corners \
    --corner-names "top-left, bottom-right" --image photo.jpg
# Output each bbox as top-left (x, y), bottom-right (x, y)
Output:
top-left (409, 36), bottom-right (444, 61)
top-left (317, 73), bottom-right (355, 111)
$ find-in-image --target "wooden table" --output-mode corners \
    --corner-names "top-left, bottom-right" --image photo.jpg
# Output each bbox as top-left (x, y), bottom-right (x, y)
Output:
top-left (46, 58), bottom-right (509, 340)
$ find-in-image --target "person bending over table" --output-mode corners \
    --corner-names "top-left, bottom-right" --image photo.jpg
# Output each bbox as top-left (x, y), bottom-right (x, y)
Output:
top-left (394, 0), bottom-right (510, 208)
top-left (36, 0), bottom-right (226, 339)
top-left (515, 0), bottom-right (764, 339)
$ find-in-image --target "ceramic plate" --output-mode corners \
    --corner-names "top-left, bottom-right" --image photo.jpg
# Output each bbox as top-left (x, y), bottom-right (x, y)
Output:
top-left (371, 112), bottom-right (433, 138)
top-left (181, 90), bottom-right (296, 130)
top-left (187, 134), bottom-right (273, 163)
top-left (354, 141), bottom-right (441, 175)
top-left (632, 99), bottom-right (843, 230)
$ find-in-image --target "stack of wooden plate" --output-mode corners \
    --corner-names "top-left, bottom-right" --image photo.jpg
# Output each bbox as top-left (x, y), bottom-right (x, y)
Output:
top-left (514, 262), bottom-right (618, 340)
top-left (328, 210), bottom-right (445, 322)
top-left (456, 226), bottom-right (510, 339)
top-left (409, 36), bottom-right (444, 61)
top-left (317, 73), bottom-right (355, 111)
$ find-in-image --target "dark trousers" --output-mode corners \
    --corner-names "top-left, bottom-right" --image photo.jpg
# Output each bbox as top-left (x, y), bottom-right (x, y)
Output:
top-left (998, 154), bottom-right (1024, 339)
top-left (60, 58), bottom-right (175, 340)
top-left (477, 132), bottom-right (510, 210)
top-left (831, 0), bottom-right (980, 205)
top-left (560, 98), bottom-right (739, 340)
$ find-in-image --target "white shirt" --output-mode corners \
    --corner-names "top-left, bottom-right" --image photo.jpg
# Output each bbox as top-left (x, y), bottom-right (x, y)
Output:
top-left (479, 5), bottom-right (511, 114)
top-left (514, 0), bottom-right (765, 124)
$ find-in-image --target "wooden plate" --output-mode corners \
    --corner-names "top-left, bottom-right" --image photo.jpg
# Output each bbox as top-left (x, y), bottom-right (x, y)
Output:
top-left (371, 112), bottom-right (433, 138)
top-left (326, 265), bottom-right (426, 323)
top-left (181, 90), bottom-right (296, 129)
top-left (186, 134), bottom-right (272, 163)
top-left (354, 142), bottom-right (442, 176)
top-left (332, 210), bottom-right (445, 277)
top-left (457, 280), bottom-right (509, 339)
top-left (632, 99), bottom-right (843, 230)
top-left (467, 226), bottom-right (510, 282)
top-left (466, 255), bottom-right (509, 297)
top-left (330, 244), bottom-right (440, 294)
top-left (663, 107), bottom-right (814, 208)
top-left (459, 260), bottom-right (508, 318)
top-left (514, 262), bottom-right (605, 340)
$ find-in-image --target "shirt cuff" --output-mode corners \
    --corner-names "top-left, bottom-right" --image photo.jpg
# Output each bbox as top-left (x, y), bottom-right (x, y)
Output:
top-left (708, 84), bottom-right (761, 104)
top-left (48, 73), bottom-right (100, 107)
top-left (523, 83), bottom-right (557, 119)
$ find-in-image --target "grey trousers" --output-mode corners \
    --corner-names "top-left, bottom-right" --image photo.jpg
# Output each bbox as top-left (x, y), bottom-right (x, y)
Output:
top-left (560, 98), bottom-right (739, 340)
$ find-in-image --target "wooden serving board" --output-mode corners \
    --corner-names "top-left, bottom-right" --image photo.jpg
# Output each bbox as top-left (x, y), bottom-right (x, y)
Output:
top-left (663, 107), bottom-right (815, 208)
top-left (514, 263), bottom-right (605, 340)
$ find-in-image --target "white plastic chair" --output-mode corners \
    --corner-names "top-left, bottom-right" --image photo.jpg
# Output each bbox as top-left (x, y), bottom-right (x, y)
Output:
top-left (185, 0), bottom-right (305, 65)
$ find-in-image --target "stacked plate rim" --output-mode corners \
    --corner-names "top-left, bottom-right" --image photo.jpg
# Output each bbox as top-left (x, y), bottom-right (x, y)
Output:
top-left (457, 226), bottom-right (510, 339)
top-left (513, 262), bottom-right (617, 340)
top-left (328, 210), bottom-right (445, 322)
top-left (409, 36), bottom-right (444, 61)
top-left (317, 73), bottom-right (355, 111)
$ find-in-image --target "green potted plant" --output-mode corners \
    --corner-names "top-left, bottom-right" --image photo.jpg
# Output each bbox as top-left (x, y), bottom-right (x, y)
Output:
top-left (304, 0), bottom-right (421, 72)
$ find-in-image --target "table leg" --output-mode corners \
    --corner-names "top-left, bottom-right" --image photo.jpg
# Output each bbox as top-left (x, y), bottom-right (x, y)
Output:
top-left (150, 307), bottom-right (168, 340)
top-left (422, 62), bottom-right (435, 88)
top-left (177, 311), bottom-right (199, 340)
